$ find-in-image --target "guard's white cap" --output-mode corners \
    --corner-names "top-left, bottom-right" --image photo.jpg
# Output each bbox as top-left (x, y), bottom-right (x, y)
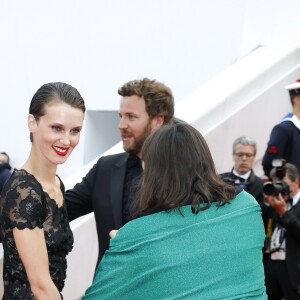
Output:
top-left (285, 79), bottom-right (300, 96)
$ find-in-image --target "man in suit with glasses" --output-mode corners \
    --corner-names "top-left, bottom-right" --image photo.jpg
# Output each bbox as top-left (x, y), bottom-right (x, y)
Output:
top-left (220, 136), bottom-right (264, 204)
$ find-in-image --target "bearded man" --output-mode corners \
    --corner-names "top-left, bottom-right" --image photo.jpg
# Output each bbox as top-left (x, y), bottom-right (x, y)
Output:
top-left (65, 78), bottom-right (174, 267)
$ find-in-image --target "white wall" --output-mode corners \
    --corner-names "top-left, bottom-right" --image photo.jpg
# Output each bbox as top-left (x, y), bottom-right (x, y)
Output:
top-left (83, 110), bottom-right (120, 164)
top-left (175, 46), bottom-right (300, 175)
top-left (1, 0), bottom-right (300, 180)
top-left (0, 0), bottom-right (245, 179)
top-left (241, 0), bottom-right (300, 54)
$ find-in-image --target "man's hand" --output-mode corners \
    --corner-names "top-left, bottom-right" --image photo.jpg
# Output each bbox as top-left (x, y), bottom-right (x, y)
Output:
top-left (268, 193), bottom-right (287, 216)
top-left (109, 230), bottom-right (118, 239)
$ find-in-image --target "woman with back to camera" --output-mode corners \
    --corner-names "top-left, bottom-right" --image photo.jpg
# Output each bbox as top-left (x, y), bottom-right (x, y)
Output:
top-left (0, 82), bottom-right (85, 299)
top-left (83, 122), bottom-right (267, 299)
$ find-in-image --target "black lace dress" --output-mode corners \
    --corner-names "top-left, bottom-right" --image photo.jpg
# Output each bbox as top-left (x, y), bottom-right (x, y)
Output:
top-left (0, 169), bottom-right (74, 299)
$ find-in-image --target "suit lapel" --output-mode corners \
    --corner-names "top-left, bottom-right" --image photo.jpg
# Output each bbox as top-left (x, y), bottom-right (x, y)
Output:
top-left (291, 198), bottom-right (300, 213)
top-left (110, 153), bottom-right (129, 229)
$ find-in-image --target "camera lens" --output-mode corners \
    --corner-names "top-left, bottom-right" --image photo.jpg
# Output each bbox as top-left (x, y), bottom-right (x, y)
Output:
top-left (263, 182), bottom-right (278, 196)
top-left (263, 181), bottom-right (290, 196)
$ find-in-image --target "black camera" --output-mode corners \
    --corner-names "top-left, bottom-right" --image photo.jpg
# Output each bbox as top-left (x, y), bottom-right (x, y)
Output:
top-left (271, 158), bottom-right (286, 180)
top-left (263, 181), bottom-right (290, 196)
top-left (263, 158), bottom-right (290, 196)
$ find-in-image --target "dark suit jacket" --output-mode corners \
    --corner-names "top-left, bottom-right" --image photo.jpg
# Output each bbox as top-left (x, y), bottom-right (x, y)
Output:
top-left (280, 200), bottom-right (300, 291)
top-left (220, 169), bottom-right (264, 204)
top-left (65, 152), bottom-right (129, 267)
top-left (262, 198), bottom-right (300, 291)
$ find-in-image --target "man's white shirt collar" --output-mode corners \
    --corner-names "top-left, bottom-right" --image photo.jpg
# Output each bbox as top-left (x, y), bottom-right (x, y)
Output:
top-left (292, 190), bottom-right (300, 206)
top-left (233, 169), bottom-right (251, 181)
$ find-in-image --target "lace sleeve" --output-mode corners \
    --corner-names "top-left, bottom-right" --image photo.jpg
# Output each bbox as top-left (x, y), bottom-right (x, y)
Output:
top-left (0, 170), bottom-right (47, 230)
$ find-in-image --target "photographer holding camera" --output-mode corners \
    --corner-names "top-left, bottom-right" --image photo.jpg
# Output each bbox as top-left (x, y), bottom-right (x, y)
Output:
top-left (262, 162), bottom-right (300, 299)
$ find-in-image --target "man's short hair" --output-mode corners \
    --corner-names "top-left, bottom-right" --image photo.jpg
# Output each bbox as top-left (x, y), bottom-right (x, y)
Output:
top-left (118, 78), bottom-right (174, 124)
top-left (0, 152), bottom-right (10, 164)
top-left (232, 136), bottom-right (257, 155)
top-left (284, 163), bottom-right (300, 182)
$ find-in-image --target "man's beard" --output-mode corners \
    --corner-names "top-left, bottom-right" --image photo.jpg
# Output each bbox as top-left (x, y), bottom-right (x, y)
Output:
top-left (123, 121), bottom-right (152, 156)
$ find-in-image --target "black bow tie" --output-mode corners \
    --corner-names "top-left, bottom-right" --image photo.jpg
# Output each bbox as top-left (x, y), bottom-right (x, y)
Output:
top-left (232, 174), bottom-right (246, 183)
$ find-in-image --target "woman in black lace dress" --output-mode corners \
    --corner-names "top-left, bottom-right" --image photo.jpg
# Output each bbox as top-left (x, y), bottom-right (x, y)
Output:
top-left (0, 82), bottom-right (85, 299)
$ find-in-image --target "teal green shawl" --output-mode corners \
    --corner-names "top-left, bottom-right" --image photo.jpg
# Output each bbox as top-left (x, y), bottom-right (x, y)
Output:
top-left (83, 191), bottom-right (267, 299)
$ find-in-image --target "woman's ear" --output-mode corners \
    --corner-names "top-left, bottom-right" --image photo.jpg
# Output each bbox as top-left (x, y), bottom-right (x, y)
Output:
top-left (28, 114), bottom-right (37, 133)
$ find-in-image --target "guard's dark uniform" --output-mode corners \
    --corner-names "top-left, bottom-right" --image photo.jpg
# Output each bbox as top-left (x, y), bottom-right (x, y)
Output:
top-left (262, 113), bottom-right (300, 177)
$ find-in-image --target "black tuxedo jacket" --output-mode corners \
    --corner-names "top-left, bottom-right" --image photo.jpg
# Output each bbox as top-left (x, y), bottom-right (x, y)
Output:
top-left (220, 169), bottom-right (264, 204)
top-left (65, 152), bottom-right (129, 267)
top-left (279, 200), bottom-right (300, 291)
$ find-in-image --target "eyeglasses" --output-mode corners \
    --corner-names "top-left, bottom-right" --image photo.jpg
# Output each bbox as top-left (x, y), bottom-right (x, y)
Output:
top-left (234, 152), bottom-right (255, 159)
